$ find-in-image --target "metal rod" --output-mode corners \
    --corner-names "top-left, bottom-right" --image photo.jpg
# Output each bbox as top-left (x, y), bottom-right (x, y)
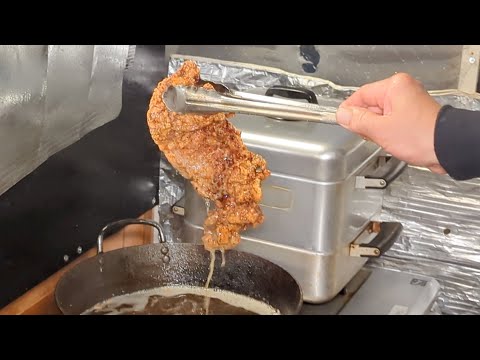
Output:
top-left (163, 86), bottom-right (338, 125)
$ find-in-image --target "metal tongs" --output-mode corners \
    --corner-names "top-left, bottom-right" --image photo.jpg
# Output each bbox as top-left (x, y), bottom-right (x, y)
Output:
top-left (162, 81), bottom-right (338, 125)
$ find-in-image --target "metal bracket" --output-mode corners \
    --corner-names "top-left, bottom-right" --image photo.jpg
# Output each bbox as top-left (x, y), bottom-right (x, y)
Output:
top-left (355, 176), bottom-right (386, 189)
top-left (350, 222), bottom-right (381, 257)
top-left (349, 222), bottom-right (379, 257)
top-left (349, 222), bottom-right (402, 258)
top-left (355, 155), bottom-right (406, 189)
top-left (172, 197), bottom-right (185, 216)
top-left (350, 244), bottom-right (381, 257)
top-left (458, 45), bottom-right (480, 94)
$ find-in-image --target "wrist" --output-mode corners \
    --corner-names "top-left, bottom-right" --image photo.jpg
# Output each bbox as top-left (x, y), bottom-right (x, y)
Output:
top-left (434, 105), bottom-right (480, 180)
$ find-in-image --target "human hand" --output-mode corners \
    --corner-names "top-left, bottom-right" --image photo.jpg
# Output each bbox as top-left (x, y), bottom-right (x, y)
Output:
top-left (336, 73), bottom-right (445, 174)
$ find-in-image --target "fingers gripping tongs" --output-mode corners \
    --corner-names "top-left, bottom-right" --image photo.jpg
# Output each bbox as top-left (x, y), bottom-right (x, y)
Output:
top-left (162, 82), bottom-right (338, 125)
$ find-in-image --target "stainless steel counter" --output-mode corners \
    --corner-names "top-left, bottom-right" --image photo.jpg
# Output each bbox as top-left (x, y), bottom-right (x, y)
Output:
top-left (300, 267), bottom-right (441, 315)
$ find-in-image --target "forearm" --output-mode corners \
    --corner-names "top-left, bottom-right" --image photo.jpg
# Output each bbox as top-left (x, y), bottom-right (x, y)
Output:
top-left (434, 105), bottom-right (480, 180)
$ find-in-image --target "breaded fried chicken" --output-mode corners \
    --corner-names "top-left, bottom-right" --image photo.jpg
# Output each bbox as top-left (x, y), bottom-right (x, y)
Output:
top-left (147, 60), bottom-right (270, 251)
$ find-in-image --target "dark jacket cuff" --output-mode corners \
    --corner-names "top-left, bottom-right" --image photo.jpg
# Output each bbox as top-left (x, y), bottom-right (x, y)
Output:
top-left (434, 105), bottom-right (480, 180)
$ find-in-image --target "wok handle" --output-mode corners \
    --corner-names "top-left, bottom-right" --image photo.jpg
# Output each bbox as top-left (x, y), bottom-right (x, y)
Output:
top-left (97, 219), bottom-right (166, 254)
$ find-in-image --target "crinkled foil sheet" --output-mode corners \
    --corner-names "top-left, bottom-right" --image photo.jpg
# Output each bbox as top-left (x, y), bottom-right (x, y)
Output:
top-left (165, 45), bottom-right (464, 90)
top-left (160, 54), bottom-right (480, 314)
top-left (0, 45), bottom-right (132, 197)
top-left (368, 167), bottom-right (480, 314)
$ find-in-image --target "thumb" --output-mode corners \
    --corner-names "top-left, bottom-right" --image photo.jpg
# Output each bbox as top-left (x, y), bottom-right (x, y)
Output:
top-left (336, 106), bottom-right (386, 139)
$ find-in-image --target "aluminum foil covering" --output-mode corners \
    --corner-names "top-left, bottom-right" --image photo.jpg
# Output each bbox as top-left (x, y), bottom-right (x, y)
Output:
top-left (165, 45), bottom-right (465, 90)
top-left (368, 167), bottom-right (480, 314)
top-left (0, 45), bottom-right (132, 197)
top-left (160, 54), bottom-right (480, 314)
top-left (159, 154), bottom-right (185, 243)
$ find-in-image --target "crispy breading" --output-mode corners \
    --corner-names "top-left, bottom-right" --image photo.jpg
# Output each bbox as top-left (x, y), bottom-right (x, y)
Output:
top-left (147, 60), bottom-right (270, 251)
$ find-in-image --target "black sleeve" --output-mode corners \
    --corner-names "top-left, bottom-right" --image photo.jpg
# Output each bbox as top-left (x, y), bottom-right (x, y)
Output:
top-left (434, 105), bottom-right (480, 180)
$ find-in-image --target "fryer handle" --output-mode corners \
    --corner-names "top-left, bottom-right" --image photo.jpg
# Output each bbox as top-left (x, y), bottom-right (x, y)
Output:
top-left (360, 222), bottom-right (403, 257)
top-left (96, 218), bottom-right (166, 254)
top-left (365, 157), bottom-right (407, 189)
top-left (265, 85), bottom-right (319, 104)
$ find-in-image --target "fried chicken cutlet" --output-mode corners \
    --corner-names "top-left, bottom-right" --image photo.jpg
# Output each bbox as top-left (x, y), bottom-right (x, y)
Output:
top-left (146, 60), bottom-right (270, 251)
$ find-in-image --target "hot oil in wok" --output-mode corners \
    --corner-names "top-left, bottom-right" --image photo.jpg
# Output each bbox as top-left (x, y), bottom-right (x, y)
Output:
top-left (82, 218), bottom-right (259, 315)
top-left (81, 285), bottom-right (280, 315)
top-left (82, 251), bottom-right (278, 315)
top-left (83, 202), bottom-right (271, 315)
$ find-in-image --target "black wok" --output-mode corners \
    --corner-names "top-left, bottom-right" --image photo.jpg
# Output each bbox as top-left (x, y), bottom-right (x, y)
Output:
top-left (55, 219), bottom-right (303, 315)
